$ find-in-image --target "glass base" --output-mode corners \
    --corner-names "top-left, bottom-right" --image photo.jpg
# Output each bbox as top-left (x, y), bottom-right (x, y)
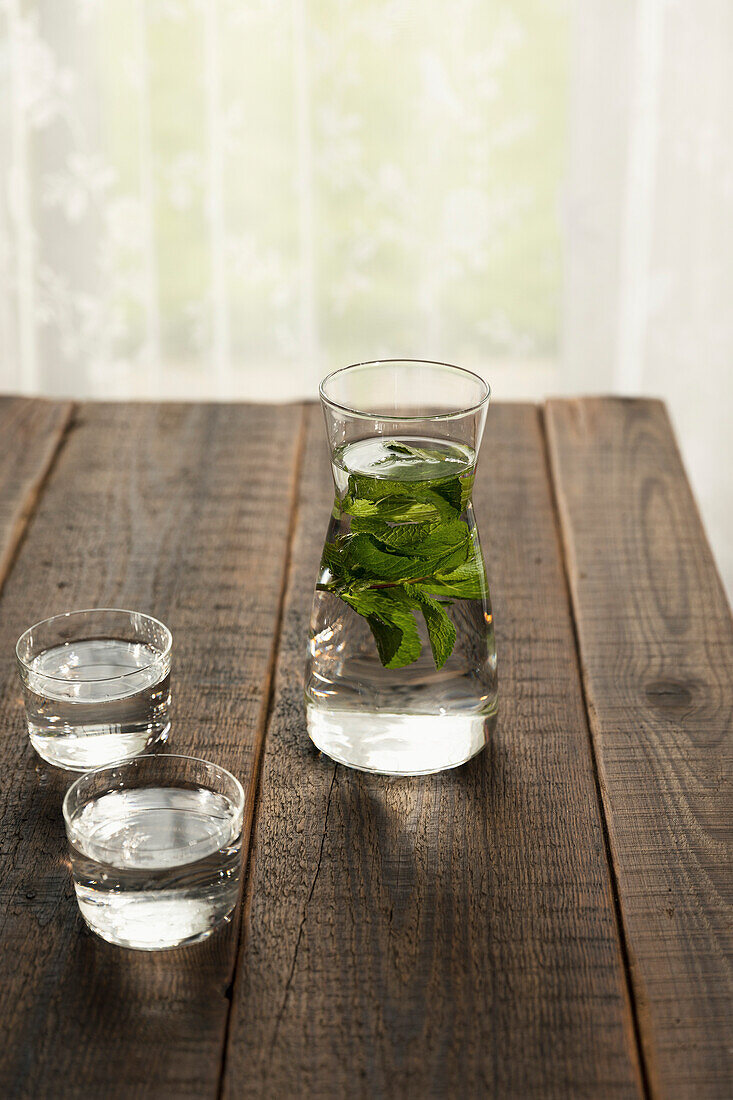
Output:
top-left (75, 890), bottom-right (235, 950)
top-left (29, 722), bottom-right (170, 771)
top-left (307, 704), bottom-right (494, 776)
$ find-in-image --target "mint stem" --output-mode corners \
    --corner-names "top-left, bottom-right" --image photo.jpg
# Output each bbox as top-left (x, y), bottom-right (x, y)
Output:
top-left (317, 577), bottom-right (434, 593)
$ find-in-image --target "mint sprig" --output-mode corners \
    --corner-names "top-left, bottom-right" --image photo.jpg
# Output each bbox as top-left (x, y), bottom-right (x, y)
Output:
top-left (318, 460), bottom-right (486, 670)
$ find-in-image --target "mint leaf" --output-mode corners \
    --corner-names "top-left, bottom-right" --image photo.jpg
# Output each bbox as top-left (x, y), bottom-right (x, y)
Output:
top-left (343, 579), bottom-right (458, 668)
top-left (349, 517), bottom-right (469, 575)
top-left (351, 516), bottom-right (435, 549)
top-left (405, 584), bottom-right (456, 668)
top-left (348, 529), bottom-right (470, 584)
top-left (409, 519), bottom-right (469, 556)
top-left (419, 556), bottom-right (487, 600)
top-left (366, 612), bottom-right (421, 668)
top-left (341, 584), bottom-right (422, 669)
top-left (380, 442), bottom-right (414, 455)
top-left (345, 472), bottom-right (415, 502)
top-left (428, 475), bottom-right (463, 514)
top-left (460, 473), bottom-right (475, 511)
top-left (320, 540), bottom-right (347, 579)
top-left (341, 493), bottom-right (442, 524)
top-left (343, 533), bottom-right (425, 582)
top-left (342, 474), bottom-right (463, 523)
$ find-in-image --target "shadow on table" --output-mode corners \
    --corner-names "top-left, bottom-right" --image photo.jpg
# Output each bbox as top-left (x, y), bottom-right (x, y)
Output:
top-left (6, 760), bottom-right (239, 1097)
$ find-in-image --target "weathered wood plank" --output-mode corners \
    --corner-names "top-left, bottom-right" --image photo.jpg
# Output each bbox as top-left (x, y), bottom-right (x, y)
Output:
top-left (0, 401), bottom-right (304, 1099)
top-left (222, 404), bottom-right (643, 1098)
top-left (0, 396), bottom-right (73, 590)
top-left (545, 397), bottom-right (733, 1099)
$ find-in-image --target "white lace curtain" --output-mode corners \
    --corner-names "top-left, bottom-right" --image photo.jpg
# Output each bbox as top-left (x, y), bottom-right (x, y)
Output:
top-left (1, 0), bottom-right (731, 591)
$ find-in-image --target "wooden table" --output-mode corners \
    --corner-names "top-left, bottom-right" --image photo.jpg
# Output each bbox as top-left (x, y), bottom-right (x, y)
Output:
top-left (0, 397), bottom-right (730, 1099)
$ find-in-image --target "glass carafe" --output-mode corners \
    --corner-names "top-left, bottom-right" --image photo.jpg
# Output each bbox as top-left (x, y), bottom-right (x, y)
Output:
top-left (305, 360), bottom-right (497, 775)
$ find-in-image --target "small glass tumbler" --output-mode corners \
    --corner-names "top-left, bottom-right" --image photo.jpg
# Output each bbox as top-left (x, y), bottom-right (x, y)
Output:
top-left (63, 754), bottom-right (245, 950)
top-left (16, 609), bottom-right (172, 770)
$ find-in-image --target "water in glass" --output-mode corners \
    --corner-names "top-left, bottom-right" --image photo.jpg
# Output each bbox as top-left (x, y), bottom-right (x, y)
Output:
top-left (66, 784), bottom-right (242, 950)
top-left (22, 638), bottom-right (170, 770)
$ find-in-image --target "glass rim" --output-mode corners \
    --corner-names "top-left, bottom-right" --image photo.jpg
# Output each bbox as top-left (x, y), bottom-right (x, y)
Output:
top-left (62, 752), bottom-right (245, 828)
top-left (15, 607), bottom-right (173, 683)
top-left (319, 359), bottom-right (491, 422)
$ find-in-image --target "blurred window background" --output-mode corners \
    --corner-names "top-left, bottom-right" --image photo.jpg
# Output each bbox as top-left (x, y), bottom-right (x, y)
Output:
top-left (1, 0), bottom-right (731, 594)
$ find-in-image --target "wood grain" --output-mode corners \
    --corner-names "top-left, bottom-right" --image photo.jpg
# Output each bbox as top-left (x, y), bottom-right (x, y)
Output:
top-left (545, 398), bottom-right (733, 1099)
top-left (0, 401), bottom-right (304, 1099)
top-left (0, 396), bottom-right (73, 590)
top-left (222, 403), bottom-right (643, 1098)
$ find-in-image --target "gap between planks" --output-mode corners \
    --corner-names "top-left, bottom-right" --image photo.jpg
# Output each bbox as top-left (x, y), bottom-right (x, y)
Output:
top-left (538, 402), bottom-right (652, 1099)
top-left (0, 399), bottom-right (77, 598)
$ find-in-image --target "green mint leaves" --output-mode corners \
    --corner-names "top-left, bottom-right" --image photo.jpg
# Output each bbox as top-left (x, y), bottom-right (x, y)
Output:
top-left (318, 463), bottom-right (486, 670)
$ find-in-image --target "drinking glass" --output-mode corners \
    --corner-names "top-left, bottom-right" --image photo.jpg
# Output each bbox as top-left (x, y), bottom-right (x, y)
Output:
top-left (63, 754), bottom-right (244, 950)
top-left (305, 359), bottom-right (498, 775)
top-left (16, 609), bottom-right (172, 770)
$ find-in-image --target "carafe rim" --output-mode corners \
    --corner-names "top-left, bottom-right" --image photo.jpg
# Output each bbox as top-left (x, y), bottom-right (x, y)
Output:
top-left (320, 359), bottom-right (491, 423)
